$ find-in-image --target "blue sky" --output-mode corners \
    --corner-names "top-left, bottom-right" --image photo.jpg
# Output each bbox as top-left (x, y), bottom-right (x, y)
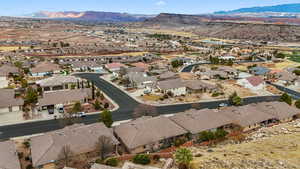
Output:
top-left (1, 0), bottom-right (300, 16)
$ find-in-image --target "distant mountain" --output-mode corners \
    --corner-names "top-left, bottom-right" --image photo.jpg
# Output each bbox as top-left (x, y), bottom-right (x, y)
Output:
top-left (25, 11), bottom-right (154, 22)
top-left (215, 3), bottom-right (300, 14)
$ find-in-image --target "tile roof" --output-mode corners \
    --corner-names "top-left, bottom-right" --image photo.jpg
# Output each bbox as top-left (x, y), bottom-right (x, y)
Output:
top-left (170, 109), bottom-right (232, 134)
top-left (31, 62), bottom-right (61, 73)
top-left (157, 78), bottom-right (185, 90)
top-left (0, 140), bottom-right (21, 169)
top-left (31, 123), bottom-right (119, 167)
top-left (0, 89), bottom-right (23, 108)
top-left (246, 76), bottom-right (264, 87)
top-left (114, 116), bottom-right (187, 150)
top-left (36, 75), bottom-right (82, 87)
top-left (0, 65), bottom-right (19, 76)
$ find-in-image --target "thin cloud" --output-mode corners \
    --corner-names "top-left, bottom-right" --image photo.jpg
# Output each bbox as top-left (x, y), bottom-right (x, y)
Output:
top-left (155, 0), bottom-right (166, 6)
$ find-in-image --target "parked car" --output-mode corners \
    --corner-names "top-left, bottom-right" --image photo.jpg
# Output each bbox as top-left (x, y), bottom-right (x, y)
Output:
top-left (72, 112), bottom-right (87, 118)
top-left (219, 103), bottom-right (228, 107)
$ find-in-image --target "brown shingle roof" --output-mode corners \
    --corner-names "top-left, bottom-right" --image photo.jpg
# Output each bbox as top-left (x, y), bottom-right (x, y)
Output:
top-left (31, 123), bottom-right (119, 167)
top-left (114, 116), bottom-right (187, 150)
top-left (255, 102), bottom-right (299, 120)
top-left (157, 78), bottom-right (185, 90)
top-left (0, 65), bottom-right (19, 76)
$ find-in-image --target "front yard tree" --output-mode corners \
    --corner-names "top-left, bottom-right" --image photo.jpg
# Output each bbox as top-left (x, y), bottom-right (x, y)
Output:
top-left (96, 135), bottom-right (114, 160)
top-left (132, 104), bottom-right (158, 119)
top-left (92, 81), bottom-right (95, 100)
top-left (229, 92), bottom-right (243, 106)
top-left (94, 100), bottom-right (102, 110)
top-left (175, 148), bottom-right (193, 169)
top-left (72, 102), bottom-right (82, 113)
top-left (295, 99), bottom-right (300, 109)
top-left (100, 109), bottom-right (113, 128)
top-left (24, 87), bottom-right (38, 106)
top-left (280, 93), bottom-right (292, 105)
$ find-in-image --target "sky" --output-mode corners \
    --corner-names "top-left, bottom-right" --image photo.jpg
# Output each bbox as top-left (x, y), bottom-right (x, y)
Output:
top-left (1, 0), bottom-right (300, 16)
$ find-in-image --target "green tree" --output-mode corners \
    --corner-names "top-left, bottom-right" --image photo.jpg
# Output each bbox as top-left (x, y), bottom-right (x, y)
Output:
top-left (24, 87), bottom-right (38, 105)
top-left (21, 79), bottom-right (28, 88)
top-left (295, 99), bottom-right (300, 109)
top-left (93, 100), bottom-right (102, 110)
top-left (171, 60), bottom-right (183, 68)
top-left (229, 92), bottom-right (243, 106)
top-left (175, 148), bottom-right (193, 169)
top-left (279, 93), bottom-right (292, 105)
top-left (100, 109), bottom-right (113, 128)
top-left (72, 102), bottom-right (82, 113)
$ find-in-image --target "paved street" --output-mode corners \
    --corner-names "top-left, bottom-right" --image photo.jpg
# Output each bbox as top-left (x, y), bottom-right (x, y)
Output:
top-left (0, 73), bottom-right (280, 140)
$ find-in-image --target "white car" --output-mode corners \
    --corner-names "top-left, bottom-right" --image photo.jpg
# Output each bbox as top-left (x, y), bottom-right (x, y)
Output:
top-left (72, 112), bottom-right (87, 118)
top-left (219, 103), bottom-right (228, 107)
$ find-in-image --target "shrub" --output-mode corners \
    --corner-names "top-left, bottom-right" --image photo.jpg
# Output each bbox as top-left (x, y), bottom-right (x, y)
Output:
top-left (174, 137), bottom-right (187, 147)
top-left (152, 154), bottom-right (160, 162)
top-left (104, 103), bottom-right (110, 109)
top-left (105, 157), bottom-right (119, 167)
top-left (95, 158), bottom-right (103, 164)
top-left (25, 156), bottom-right (31, 161)
top-left (295, 99), bottom-right (300, 109)
top-left (133, 154), bottom-right (151, 165)
top-left (26, 164), bottom-right (33, 169)
top-left (279, 93), bottom-right (292, 105)
top-left (18, 152), bottom-right (24, 159)
top-left (23, 141), bottom-right (30, 148)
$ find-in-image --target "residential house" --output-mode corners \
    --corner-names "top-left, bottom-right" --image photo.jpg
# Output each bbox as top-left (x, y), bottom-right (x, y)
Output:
top-left (114, 116), bottom-right (187, 153)
top-left (91, 162), bottom-right (161, 169)
top-left (131, 62), bottom-right (149, 72)
top-left (184, 80), bottom-right (218, 93)
top-left (125, 72), bottom-right (157, 89)
top-left (222, 104), bottom-right (277, 131)
top-left (36, 75), bottom-right (85, 91)
top-left (237, 76), bottom-right (265, 91)
top-left (30, 123), bottom-right (119, 167)
top-left (0, 89), bottom-right (23, 113)
top-left (169, 109), bottom-right (233, 139)
top-left (105, 63), bottom-right (126, 72)
top-left (157, 78), bottom-right (186, 96)
top-left (37, 88), bottom-right (91, 110)
top-left (30, 62), bottom-right (62, 77)
top-left (0, 64), bottom-right (19, 88)
top-left (69, 61), bottom-right (105, 73)
top-left (0, 141), bottom-right (21, 169)
top-left (217, 66), bottom-right (239, 79)
top-left (255, 102), bottom-right (299, 122)
top-left (158, 71), bottom-right (178, 80)
top-left (274, 71), bottom-right (297, 85)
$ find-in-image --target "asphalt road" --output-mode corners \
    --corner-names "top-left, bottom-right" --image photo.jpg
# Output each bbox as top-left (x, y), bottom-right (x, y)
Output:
top-left (0, 73), bottom-right (280, 140)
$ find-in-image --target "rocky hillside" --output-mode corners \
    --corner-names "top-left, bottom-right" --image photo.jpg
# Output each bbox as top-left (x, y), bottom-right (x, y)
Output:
top-left (190, 120), bottom-right (300, 169)
top-left (144, 13), bottom-right (300, 42)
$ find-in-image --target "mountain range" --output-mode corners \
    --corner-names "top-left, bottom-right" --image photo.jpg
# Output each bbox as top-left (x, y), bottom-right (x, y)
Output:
top-left (25, 11), bottom-right (154, 22)
top-left (215, 3), bottom-right (300, 14)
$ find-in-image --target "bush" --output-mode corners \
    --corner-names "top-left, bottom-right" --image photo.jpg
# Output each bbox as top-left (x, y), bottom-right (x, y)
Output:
top-left (18, 152), bottom-right (24, 159)
top-left (280, 93), bottom-right (292, 105)
top-left (23, 141), bottom-right (30, 148)
top-left (152, 154), bottom-right (160, 162)
top-left (95, 158), bottom-right (103, 164)
top-left (25, 156), bottom-right (31, 161)
top-left (295, 99), bottom-right (300, 109)
top-left (133, 154), bottom-right (151, 165)
top-left (26, 164), bottom-right (33, 169)
top-left (104, 103), bottom-right (110, 109)
top-left (174, 137), bottom-right (187, 147)
top-left (105, 157), bottom-right (119, 167)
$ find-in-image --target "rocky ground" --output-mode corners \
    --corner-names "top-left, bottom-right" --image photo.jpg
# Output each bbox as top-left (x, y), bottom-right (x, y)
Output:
top-left (190, 120), bottom-right (300, 169)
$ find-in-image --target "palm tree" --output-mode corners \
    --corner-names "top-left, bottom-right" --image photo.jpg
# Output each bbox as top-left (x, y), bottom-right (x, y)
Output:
top-left (175, 148), bottom-right (193, 169)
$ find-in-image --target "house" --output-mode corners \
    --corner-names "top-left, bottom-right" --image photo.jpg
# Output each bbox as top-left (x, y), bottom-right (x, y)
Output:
top-left (30, 123), bottom-right (119, 167)
top-left (36, 75), bottom-right (85, 91)
top-left (0, 141), bottom-right (21, 169)
top-left (31, 62), bottom-right (62, 77)
top-left (237, 76), bottom-right (265, 91)
top-left (91, 162), bottom-right (161, 169)
top-left (114, 116), bottom-right (187, 153)
top-left (275, 71), bottom-right (297, 85)
top-left (169, 109), bottom-right (233, 139)
top-left (157, 78), bottom-right (186, 96)
top-left (158, 71), bottom-right (178, 80)
top-left (217, 66), bottom-right (238, 78)
top-left (249, 66), bottom-right (270, 76)
top-left (125, 72), bottom-right (157, 89)
top-left (0, 64), bottom-right (19, 88)
top-left (91, 163), bottom-right (119, 169)
top-left (222, 104), bottom-right (277, 131)
top-left (184, 80), bottom-right (218, 93)
top-left (131, 62), bottom-right (149, 72)
top-left (37, 88), bottom-right (91, 110)
top-left (255, 102), bottom-right (299, 122)
top-left (0, 89), bottom-right (23, 113)
top-left (105, 63), bottom-right (126, 72)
